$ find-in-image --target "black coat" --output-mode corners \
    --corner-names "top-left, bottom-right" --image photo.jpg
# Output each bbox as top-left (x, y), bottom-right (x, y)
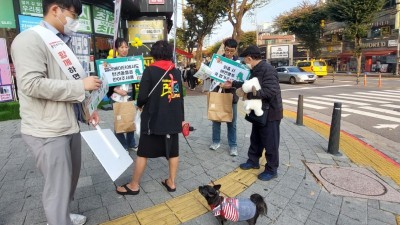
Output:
top-left (233, 61), bottom-right (283, 121)
top-left (137, 65), bottom-right (185, 135)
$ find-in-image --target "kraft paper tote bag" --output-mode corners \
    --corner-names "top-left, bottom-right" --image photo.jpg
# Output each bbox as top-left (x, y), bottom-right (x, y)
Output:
top-left (207, 90), bottom-right (233, 122)
top-left (113, 101), bottom-right (136, 133)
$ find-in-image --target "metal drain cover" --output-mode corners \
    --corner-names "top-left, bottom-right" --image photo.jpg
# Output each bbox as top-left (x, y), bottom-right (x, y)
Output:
top-left (306, 163), bottom-right (400, 203)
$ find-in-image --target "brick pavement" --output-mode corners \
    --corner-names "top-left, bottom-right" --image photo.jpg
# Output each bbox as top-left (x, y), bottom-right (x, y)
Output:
top-left (0, 94), bottom-right (399, 225)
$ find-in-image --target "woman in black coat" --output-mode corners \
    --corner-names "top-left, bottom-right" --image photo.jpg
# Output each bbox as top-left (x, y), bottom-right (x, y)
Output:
top-left (116, 40), bottom-right (185, 195)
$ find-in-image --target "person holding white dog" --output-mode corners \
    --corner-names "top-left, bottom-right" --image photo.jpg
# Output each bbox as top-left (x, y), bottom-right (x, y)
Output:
top-left (223, 45), bottom-right (283, 181)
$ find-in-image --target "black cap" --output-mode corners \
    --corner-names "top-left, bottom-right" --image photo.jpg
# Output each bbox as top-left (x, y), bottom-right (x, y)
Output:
top-left (239, 45), bottom-right (261, 57)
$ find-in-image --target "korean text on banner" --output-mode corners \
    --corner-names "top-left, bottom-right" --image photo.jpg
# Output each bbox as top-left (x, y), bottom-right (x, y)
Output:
top-left (81, 126), bottom-right (133, 181)
top-left (96, 56), bottom-right (145, 86)
top-left (209, 54), bottom-right (250, 83)
top-left (113, 0), bottom-right (122, 45)
top-left (0, 85), bottom-right (13, 102)
top-left (193, 63), bottom-right (212, 80)
top-left (85, 75), bottom-right (108, 117)
top-left (0, 38), bottom-right (11, 86)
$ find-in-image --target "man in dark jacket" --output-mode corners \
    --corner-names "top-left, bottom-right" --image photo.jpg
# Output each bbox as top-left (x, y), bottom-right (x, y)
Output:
top-left (223, 45), bottom-right (283, 181)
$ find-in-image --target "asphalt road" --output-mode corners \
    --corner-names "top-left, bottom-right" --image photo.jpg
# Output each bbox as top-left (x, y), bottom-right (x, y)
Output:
top-left (280, 75), bottom-right (400, 146)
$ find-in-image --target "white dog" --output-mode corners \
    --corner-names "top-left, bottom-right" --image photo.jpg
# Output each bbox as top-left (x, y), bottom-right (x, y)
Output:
top-left (242, 78), bottom-right (263, 116)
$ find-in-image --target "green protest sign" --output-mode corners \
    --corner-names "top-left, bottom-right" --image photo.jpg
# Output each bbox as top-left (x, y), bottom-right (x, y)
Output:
top-left (0, 0), bottom-right (16, 28)
top-left (78, 4), bottom-right (92, 33)
top-left (209, 54), bottom-right (250, 83)
top-left (19, 0), bottom-right (43, 17)
top-left (93, 6), bottom-right (114, 36)
top-left (96, 56), bottom-right (145, 86)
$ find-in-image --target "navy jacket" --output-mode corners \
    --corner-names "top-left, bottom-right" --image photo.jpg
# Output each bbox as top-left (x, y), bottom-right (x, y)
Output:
top-left (233, 60), bottom-right (283, 121)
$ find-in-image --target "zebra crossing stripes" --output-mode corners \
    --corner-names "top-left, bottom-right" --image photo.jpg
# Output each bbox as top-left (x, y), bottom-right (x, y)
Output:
top-left (300, 98), bottom-right (349, 107)
top-left (323, 95), bottom-right (390, 104)
top-left (358, 106), bottom-right (400, 116)
top-left (341, 108), bottom-right (400, 123)
top-left (368, 91), bottom-right (400, 96)
top-left (282, 99), bottom-right (326, 109)
top-left (354, 92), bottom-right (400, 98)
top-left (381, 104), bottom-right (400, 109)
top-left (338, 94), bottom-right (400, 102)
top-left (308, 96), bottom-right (370, 106)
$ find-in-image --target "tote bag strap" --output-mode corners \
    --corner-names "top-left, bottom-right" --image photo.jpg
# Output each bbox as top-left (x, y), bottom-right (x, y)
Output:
top-left (148, 65), bottom-right (173, 97)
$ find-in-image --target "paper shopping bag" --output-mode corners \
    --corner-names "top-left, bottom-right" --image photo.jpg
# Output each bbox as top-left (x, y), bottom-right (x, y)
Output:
top-left (113, 101), bottom-right (136, 133)
top-left (207, 92), bottom-right (233, 122)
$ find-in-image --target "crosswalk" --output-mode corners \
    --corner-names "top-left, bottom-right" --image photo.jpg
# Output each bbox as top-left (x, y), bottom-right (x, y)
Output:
top-left (283, 89), bottom-right (400, 127)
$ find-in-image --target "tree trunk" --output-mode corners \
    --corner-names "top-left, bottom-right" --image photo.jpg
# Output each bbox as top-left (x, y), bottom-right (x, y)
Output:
top-left (355, 36), bottom-right (362, 84)
top-left (195, 37), bottom-right (205, 69)
top-left (231, 14), bottom-right (244, 43)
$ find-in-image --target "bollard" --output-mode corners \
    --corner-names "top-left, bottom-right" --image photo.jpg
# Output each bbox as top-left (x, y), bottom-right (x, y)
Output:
top-left (328, 102), bottom-right (342, 156)
top-left (296, 95), bottom-right (303, 126)
top-left (363, 73), bottom-right (367, 86)
top-left (378, 73), bottom-right (382, 88)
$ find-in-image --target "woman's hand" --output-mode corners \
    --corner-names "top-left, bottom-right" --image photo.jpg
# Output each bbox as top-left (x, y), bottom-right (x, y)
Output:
top-left (222, 80), bottom-right (233, 89)
top-left (89, 110), bottom-right (100, 126)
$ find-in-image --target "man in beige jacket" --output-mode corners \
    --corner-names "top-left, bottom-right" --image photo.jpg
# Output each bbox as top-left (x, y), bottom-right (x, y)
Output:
top-left (11, 0), bottom-right (101, 224)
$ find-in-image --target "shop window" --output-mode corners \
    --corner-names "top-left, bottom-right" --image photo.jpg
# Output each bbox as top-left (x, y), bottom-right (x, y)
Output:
top-left (371, 28), bottom-right (381, 38)
top-left (94, 36), bottom-right (113, 60)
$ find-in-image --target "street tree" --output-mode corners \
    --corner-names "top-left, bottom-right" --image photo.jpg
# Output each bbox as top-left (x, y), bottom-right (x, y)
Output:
top-left (184, 0), bottom-right (229, 67)
top-left (206, 41), bottom-right (222, 57)
top-left (326, 0), bottom-right (385, 82)
top-left (238, 31), bottom-right (256, 53)
top-left (227, 0), bottom-right (270, 43)
top-left (274, 1), bottom-right (326, 58)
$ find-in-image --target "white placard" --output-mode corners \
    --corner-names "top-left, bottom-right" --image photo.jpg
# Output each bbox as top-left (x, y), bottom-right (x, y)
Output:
top-left (85, 75), bottom-right (108, 116)
top-left (193, 63), bottom-right (212, 80)
top-left (81, 126), bottom-right (133, 181)
top-left (271, 45), bottom-right (289, 59)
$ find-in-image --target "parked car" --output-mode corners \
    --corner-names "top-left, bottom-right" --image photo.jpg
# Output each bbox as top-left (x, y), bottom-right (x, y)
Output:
top-left (296, 60), bottom-right (328, 77)
top-left (276, 66), bottom-right (317, 84)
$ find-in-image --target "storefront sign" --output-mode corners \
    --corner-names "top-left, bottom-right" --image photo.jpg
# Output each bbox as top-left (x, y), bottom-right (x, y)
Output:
top-left (93, 6), bottom-right (114, 36)
top-left (0, 39), bottom-right (11, 86)
top-left (388, 40), bottom-right (398, 47)
top-left (0, 0), bottom-right (16, 28)
top-left (0, 85), bottom-right (13, 102)
top-left (128, 20), bottom-right (164, 43)
top-left (113, 0), bottom-right (122, 58)
top-left (18, 15), bottom-right (42, 32)
top-left (271, 46), bottom-right (289, 59)
top-left (19, 0), bottom-right (43, 17)
top-left (70, 33), bottom-right (91, 76)
top-left (361, 40), bottom-right (387, 48)
top-left (95, 56), bottom-right (145, 86)
top-left (209, 54), bottom-right (250, 83)
top-left (149, 0), bottom-right (165, 4)
top-left (78, 4), bottom-right (92, 33)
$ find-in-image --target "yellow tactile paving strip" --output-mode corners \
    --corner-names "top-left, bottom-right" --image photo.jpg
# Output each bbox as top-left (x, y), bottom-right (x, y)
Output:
top-left (284, 110), bottom-right (400, 186)
top-left (103, 108), bottom-right (400, 225)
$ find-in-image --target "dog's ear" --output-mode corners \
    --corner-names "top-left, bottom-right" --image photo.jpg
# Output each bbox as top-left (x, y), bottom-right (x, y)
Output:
top-left (213, 184), bottom-right (221, 190)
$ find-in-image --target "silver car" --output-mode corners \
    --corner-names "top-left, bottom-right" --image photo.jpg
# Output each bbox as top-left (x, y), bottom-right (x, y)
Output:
top-left (276, 66), bottom-right (317, 84)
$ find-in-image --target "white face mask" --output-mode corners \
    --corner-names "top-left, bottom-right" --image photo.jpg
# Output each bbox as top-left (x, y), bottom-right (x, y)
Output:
top-left (246, 63), bottom-right (252, 70)
top-left (57, 10), bottom-right (80, 35)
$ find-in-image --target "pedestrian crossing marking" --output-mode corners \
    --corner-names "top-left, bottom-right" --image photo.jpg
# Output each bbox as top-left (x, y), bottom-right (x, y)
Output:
top-left (359, 106), bottom-right (400, 116)
top-left (355, 92), bottom-right (400, 98)
top-left (290, 98), bottom-right (349, 107)
top-left (324, 95), bottom-right (390, 104)
top-left (281, 84), bottom-right (352, 92)
top-left (339, 94), bottom-right (400, 102)
top-left (381, 104), bottom-right (400, 109)
top-left (308, 96), bottom-right (370, 106)
top-left (282, 99), bottom-right (326, 109)
top-left (369, 91), bottom-right (400, 96)
top-left (342, 108), bottom-right (400, 123)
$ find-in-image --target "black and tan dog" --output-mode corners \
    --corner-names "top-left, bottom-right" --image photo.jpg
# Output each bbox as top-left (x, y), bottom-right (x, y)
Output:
top-left (198, 184), bottom-right (267, 225)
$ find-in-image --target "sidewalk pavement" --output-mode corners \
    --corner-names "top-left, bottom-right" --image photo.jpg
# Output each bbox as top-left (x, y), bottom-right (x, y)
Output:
top-left (1, 93), bottom-right (400, 225)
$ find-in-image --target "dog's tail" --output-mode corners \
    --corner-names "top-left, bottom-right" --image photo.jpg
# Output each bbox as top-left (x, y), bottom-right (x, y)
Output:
top-left (250, 194), bottom-right (267, 216)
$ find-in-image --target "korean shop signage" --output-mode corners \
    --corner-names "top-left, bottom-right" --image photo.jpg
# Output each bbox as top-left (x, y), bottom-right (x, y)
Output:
top-left (361, 40), bottom-right (388, 48)
top-left (0, 0), bottom-right (16, 28)
top-left (93, 6), bottom-right (114, 36)
top-left (271, 45), bottom-right (289, 59)
top-left (78, 4), bottom-right (92, 33)
top-left (19, 0), bottom-right (43, 17)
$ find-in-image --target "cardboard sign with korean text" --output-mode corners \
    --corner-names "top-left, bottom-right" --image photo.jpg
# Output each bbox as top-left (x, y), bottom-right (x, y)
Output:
top-left (209, 54), bottom-right (250, 83)
top-left (96, 56), bottom-right (144, 86)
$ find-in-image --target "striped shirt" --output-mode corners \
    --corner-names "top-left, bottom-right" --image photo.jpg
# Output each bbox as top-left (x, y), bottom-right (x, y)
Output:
top-left (212, 198), bottom-right (239, 221)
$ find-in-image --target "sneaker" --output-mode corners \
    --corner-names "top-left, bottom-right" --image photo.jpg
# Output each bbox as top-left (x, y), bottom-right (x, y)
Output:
top-left (128, 146), bottom-right (138, 151)
top-left (209, 143), bottom-right (220, 150)
top-left (229, 147), bottom-right (238, 156)
top-left (70, 213), bottom-right (87, 225)
top-left (257, 171), bottom-right (277, 181)
top-left (239, 162), bottom-right (260, 170)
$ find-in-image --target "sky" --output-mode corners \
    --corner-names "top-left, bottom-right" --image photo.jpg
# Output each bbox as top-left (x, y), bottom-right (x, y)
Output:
top-left (172, 0), bottom-right (318, 46)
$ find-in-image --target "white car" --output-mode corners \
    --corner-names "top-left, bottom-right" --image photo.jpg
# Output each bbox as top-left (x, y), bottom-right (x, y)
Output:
top-left (276, 66), bottom-right (317, 84)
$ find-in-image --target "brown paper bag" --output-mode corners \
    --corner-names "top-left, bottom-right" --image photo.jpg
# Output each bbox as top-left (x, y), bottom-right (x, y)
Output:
top-left (113, 101), bottom-right (136, 133)
top-left (207, 92), bottom-right (233, 122)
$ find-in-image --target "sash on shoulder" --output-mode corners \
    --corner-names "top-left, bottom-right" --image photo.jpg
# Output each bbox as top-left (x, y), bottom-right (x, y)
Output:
top-left (31, 25), bottom-right (90, 123)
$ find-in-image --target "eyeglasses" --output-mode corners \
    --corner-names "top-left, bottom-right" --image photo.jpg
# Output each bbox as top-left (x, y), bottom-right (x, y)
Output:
top-left (60, 7), bottom-right (79, 19)
top-left (224, 48), bottom-right (236, 54)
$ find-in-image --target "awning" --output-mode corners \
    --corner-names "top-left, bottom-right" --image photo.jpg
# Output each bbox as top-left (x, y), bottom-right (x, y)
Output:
top-left (338, 52), bottom-right (353, 57)
top-left (175, 48), bottom-right (193, 58)
top-left (362, 50), bottom-right (396, 56)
